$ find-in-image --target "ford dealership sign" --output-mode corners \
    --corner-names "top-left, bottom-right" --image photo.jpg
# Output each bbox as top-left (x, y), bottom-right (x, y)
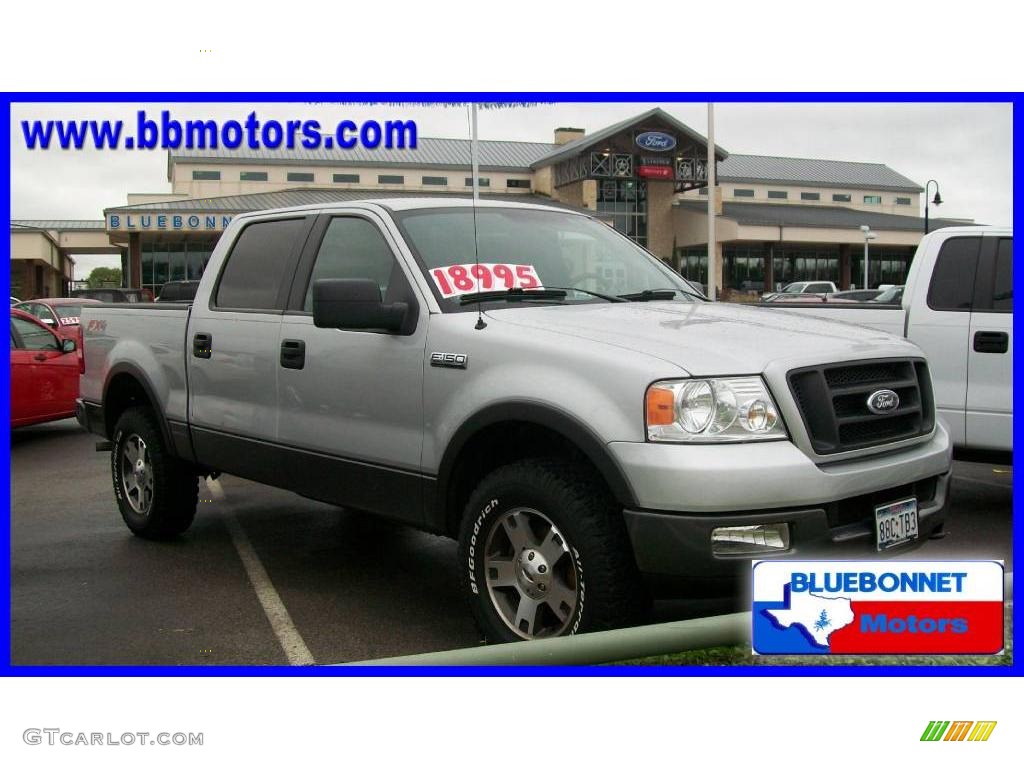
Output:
top-left (635, 131), bottom-right (676, 152)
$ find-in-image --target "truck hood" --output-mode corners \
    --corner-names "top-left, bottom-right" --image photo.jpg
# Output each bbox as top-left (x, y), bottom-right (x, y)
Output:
top-left (486, 301), bottom-right (914, 375)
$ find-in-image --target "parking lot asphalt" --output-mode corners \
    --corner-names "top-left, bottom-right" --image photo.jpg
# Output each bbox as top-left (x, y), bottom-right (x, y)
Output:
top-left (10, 419), bottom-right (1013, 666)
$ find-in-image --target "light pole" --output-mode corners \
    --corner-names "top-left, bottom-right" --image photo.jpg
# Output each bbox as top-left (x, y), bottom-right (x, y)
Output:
top-left (924, 179), bottom-right (943, 234)
top-left (860, 225), bottom-right (877, 289)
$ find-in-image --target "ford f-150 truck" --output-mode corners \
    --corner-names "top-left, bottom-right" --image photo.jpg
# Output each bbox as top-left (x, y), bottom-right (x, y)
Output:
top-left (760, 227), bottom-right (1012, 455)
top-left (78, 199), bottom-right (952, 642)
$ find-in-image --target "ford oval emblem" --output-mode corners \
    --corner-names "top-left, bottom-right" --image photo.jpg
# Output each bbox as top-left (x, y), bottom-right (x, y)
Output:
top-left (635, 131), bottom-right (677, 152)
top-left (866, 389), bottom-right (900, 414)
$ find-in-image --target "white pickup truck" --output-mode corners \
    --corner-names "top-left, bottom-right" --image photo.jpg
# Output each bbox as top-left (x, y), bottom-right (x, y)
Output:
top-left (761, 226), bottom-right (1012, 454)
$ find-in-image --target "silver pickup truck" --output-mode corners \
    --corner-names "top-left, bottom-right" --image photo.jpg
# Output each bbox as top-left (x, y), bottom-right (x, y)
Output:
top-left (78, 199), bottom-right (952, 642)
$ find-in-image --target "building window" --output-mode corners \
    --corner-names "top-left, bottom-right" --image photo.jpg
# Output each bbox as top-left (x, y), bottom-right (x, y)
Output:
top-left (333, 173), bottom-right (360, 183)
top-left (192, 170), bottom-right (221, 181)
top-left (465, 177), bottom-right (491, 187)
top-left (864, 195), bottom-right (882, 204)
top-left (422, 176), bottom-right (448, 186)
top-left (800, 192), bottom-right (820, 201)
top-left (596, 178), bottom-right (647, 247)
top-left (832, 193), bottom-right (851, 203)
top-left (733, 188), bottom-right (755, 198)
top-left (378, 174), bottom-right (404, 184)
top-left (506, 179), bottom-right (531, 189)
top-left (141, 238), bottom-right (218, 299)
top-left (896, 197), bottom-right (912, 205)
top-left (287, 172), bottom-right (315, 182)
top-left (240, 171), bottom-right (268, 181)
top-left (767, 190), bottom-right (788, 200)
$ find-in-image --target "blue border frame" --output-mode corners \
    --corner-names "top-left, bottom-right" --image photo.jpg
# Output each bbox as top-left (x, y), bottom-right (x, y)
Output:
top-left (3, 91), bottom-right (1019, 676)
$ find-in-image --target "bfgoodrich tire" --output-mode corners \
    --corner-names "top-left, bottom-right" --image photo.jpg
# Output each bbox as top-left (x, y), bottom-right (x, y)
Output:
top-left (111, 406), bottom-right (198, 539)
top-left (458, 458), bottom-right (647, 643)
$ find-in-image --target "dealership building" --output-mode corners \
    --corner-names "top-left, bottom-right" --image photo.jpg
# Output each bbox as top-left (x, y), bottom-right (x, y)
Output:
top-left (11, 107), bottom-right (971, 300)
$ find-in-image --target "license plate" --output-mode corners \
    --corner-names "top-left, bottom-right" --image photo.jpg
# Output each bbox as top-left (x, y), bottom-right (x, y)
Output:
top-left (875, 497), bottom-right (919, 551)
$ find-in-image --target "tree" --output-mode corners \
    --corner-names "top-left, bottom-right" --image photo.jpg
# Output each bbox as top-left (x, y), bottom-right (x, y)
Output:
top-left (86, 267), bottom-right (122, 289)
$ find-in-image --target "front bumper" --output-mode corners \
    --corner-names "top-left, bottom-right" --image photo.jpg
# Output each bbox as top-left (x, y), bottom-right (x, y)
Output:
top-left (612, 424), bottom-right (953, 593)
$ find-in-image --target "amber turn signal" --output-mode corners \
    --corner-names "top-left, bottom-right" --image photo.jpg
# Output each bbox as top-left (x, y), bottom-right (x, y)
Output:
top-left (645, 386), bottom-right (675, 426)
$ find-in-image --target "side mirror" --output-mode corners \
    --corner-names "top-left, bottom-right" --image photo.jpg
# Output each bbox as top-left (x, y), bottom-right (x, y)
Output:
top-left (61, 338), bottom-right (77, 353)
top-left (312, 278), bottom-right (408, 333)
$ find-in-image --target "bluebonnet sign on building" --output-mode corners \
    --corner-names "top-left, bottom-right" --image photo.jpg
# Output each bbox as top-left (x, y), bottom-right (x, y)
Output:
top-left (634, 131), bottom-right (677, 152)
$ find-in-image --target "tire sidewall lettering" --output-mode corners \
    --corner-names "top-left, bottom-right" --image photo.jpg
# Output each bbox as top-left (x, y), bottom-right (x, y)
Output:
top-left (466, 495), bottom-right (585, 635)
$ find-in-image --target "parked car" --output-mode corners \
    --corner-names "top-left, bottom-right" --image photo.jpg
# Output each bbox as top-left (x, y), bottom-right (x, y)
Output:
top-left (760, 227), bottom-right (1011, 453)
top-left (870, 285), bottom-right (905, 305)
top-left (79, 199), bottom-right (952, 642)
top-left (14, 297), bottom-right (102, 343)
top-left (10, 308), bottom-right (81, 428)
top-left (761, 280), bottom-right (838, 301)
top-left (70, 287), bottom-right (152, 303)
top-left (156, 280), bottom-right (201, 303)
top-left (829, 288), bottom-right (883, 302)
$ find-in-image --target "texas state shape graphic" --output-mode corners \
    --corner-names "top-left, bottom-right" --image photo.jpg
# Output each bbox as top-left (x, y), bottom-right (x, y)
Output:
top-left (764, 587), bottom-right (856, 649)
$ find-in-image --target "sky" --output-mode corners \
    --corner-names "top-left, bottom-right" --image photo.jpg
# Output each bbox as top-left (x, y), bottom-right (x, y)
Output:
top-left (10, 102), bottom-right (1013, 279)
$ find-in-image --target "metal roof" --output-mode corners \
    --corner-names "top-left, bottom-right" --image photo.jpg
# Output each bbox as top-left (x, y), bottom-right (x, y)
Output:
top-left (530, 107), bottom-right (728, 169)
top-left (11, 219), bottom-right (106, 231)
top-left (105, 188), bottom-right (587, 215)
top-left (170, 138), bottom-right (555, 173)
top-left (717, 154), bottom-right (923, 192)
top-left (675, 200), bottom-right (973, 232)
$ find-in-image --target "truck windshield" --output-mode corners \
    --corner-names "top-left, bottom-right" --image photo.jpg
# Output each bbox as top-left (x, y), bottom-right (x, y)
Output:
top-left (394, 207), bottom-right (701, 308)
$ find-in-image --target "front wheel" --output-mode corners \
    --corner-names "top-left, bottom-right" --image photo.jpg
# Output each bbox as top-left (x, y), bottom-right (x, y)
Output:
top-left (458, 458), bottom-right (647, 642)
top-left (111, 406), bottom-right (198, 539)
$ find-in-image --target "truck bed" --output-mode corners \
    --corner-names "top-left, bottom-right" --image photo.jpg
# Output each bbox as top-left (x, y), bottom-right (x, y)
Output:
top-left (79, 303), bottom-right (192, 424)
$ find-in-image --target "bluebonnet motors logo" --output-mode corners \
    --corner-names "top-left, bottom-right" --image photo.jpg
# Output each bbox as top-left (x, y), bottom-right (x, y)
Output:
top-left (751, 561), bottom-right (1004, 654)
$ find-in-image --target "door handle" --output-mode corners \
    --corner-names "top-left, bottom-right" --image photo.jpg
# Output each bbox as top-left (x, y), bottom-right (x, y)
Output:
top-left (280, 339), bottom-right (306, 370)
top-left (973, 330), bottom-right (1008, 354)
top-left (33, 353), bottom-right (47, 362)
top-left (193, 332), bottom-right (213, 359)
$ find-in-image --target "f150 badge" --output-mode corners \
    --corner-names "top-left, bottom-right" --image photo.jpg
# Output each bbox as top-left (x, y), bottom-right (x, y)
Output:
top-left (430, 352), bottom-right (468, 369)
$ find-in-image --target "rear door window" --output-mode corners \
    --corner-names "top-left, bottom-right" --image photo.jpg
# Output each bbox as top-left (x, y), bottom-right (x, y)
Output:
top-left (215, 218), bottom-right (308, 310)
top-left (927, 236), bottom-right (981, 311)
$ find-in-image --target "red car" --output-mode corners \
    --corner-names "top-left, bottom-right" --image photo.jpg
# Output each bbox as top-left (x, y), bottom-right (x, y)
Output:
top-left (10, 308), bottom-right (82, 428)
top-left (14, 298), bottom-right (102, 343)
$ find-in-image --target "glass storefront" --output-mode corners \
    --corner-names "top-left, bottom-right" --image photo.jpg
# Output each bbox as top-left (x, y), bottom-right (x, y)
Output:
top-left (141, 238), bottom-right (218, 297)
top-left (596, 179), bottom-right (647, 247)
top-left (850, 247), bottom-right (914, 288)
top-left (771, 245), bottom-right (840, 291)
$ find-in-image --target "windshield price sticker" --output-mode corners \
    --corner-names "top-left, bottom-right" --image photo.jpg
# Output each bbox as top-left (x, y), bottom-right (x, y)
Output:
top-left (430, 263), bottom-right (543, 298)
top-left (58, 316), bottom-right (79, 325)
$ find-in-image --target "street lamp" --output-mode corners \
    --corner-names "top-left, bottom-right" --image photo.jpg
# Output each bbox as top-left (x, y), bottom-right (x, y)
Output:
top-left (924, 179), bottom-right (943, 234)
top-left (860, 225), bottom-right (877, 289)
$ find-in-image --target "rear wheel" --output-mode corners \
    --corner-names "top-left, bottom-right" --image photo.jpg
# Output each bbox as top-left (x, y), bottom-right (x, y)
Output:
top-left (458, 458), bottom-right (647, 642)
top-left (111, 406), bottom-right (197, 539)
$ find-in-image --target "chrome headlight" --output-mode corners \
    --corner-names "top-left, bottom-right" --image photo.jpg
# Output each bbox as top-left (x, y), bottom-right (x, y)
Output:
top-left (645, 376), bottom-right (787, 443)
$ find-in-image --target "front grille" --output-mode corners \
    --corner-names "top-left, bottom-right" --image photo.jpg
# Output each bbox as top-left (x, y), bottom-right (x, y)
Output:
top-left (788, 358), bottom-right (935, 454)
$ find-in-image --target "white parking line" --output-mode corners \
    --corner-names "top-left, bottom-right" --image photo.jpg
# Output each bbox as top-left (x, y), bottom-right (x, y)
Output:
top-left (214, 479), bottom-right (315, 666)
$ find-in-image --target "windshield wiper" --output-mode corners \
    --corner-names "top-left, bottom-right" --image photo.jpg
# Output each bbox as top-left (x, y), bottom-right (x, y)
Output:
top-left (617, 287), bottom-right (697, 302)
top-left (459, 286), bottom-right (627, 306)
top-left (543, 286), bottom-right (628, 302)
top-left (459, 288), bottom-right (568, 305)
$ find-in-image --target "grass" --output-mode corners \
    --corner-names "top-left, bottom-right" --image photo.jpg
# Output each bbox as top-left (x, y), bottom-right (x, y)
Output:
top-left (618, 602), bottom-right (1013, 667)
